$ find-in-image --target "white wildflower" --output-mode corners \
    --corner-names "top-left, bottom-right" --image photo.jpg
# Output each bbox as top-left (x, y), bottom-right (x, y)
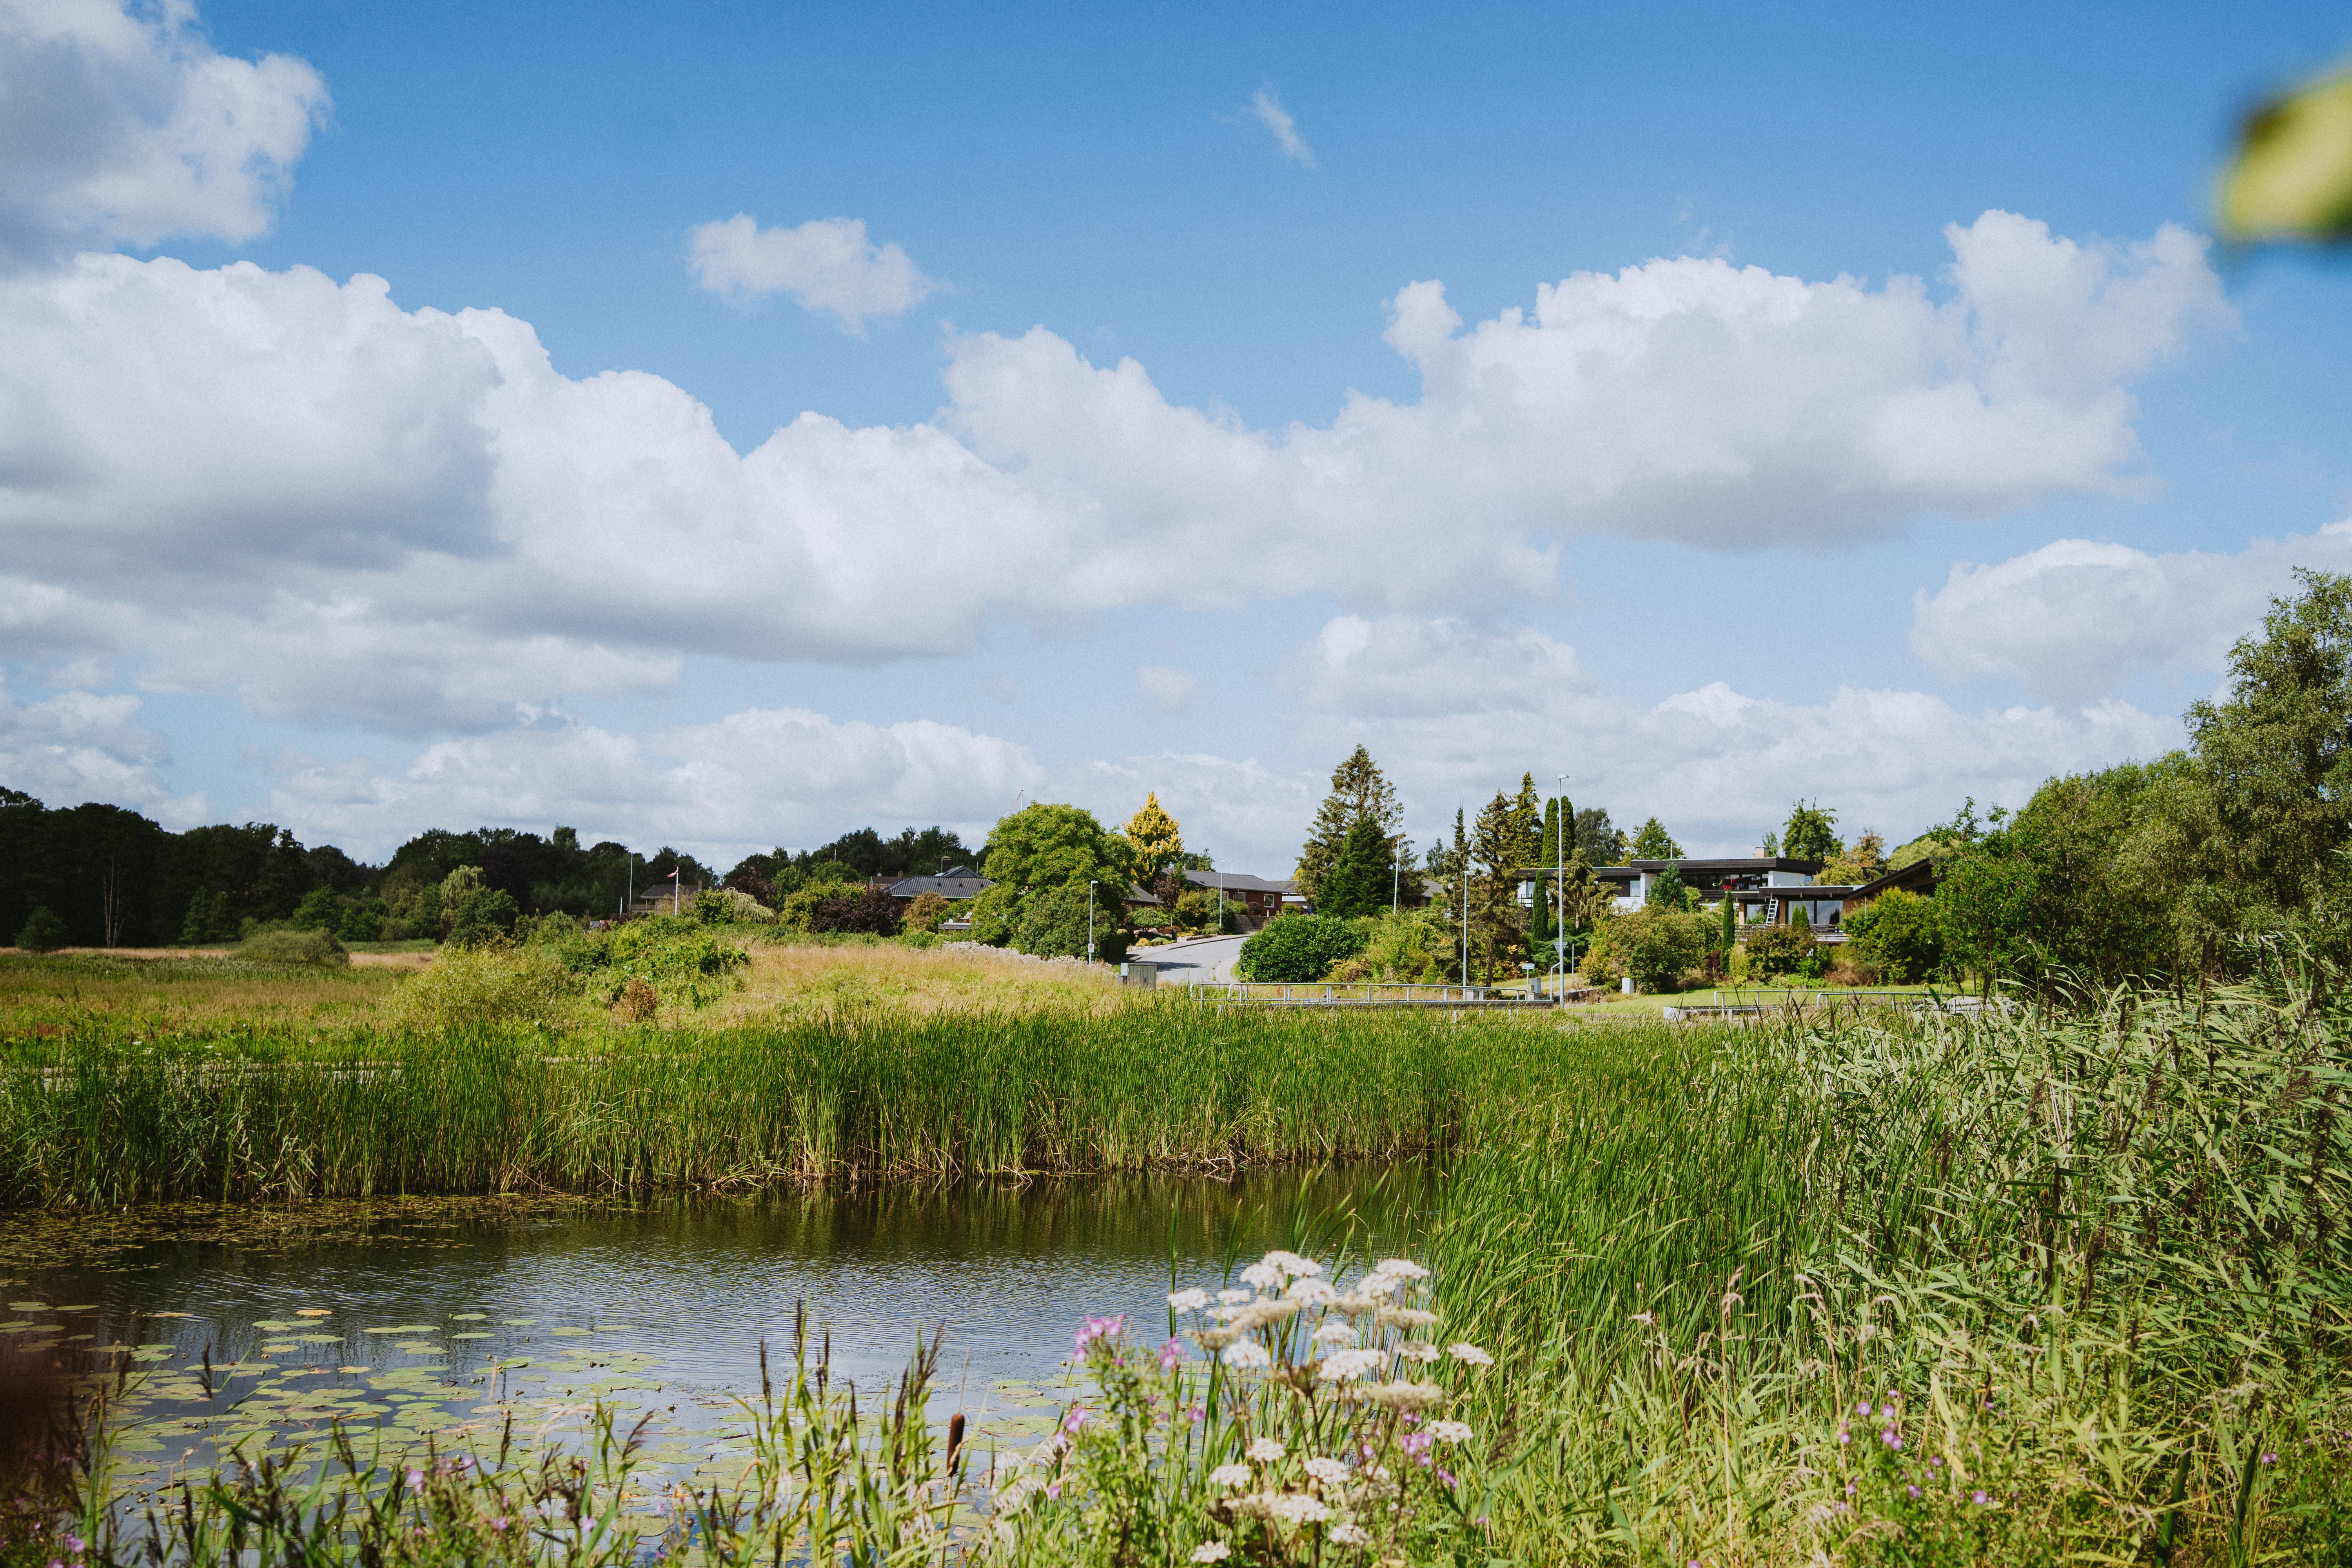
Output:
top-left (1312, 1321), bottom-right (1358, 1347)
top-left (1377, 1307), bottom-right (1438, 1329)
top-left (1167, 1289), bottom-right (1211, 1312)
top-left (1318, 1348), bottom-right (1384, 1381)
top-left (1287, 1278), bottom-right (1338, 1305)
top-left (1216, 1289), bottom-right (1254, 1305)
top-left (1329, 1522), bottom-right (1372, 1546)
top-left (1239, 1262), bottom-right (1282, 1289)
top-left (1395, 1341), bottom-right (1441, 1363)
top-left (1246, 1437), bottom-right (1286, 1462)
top-left (1303, 1457), bottom-right (1350, 1485)
top-left (1447, 1342), bottom-right (1494, 1366)
top-left (1358, 1273), bottom-right (1399, 1301)
top-left (1361, 1379), bottom-right (1448, 1413)
top-left (1209, 1463), bottom-right (1253, 1488)
top-left (1370, 1258), bottom-right (1429, 1281)
top-left (1223, 1340), bottom-right (1272, 1370)
top-left (1190, 1543), bottom-right (1231, 1563)
top-left (1269, 1494), bottom-right (1332, 1524)
top-left (1427, 1420), bottom-right (1473, 1443)
top-left (1262, 1250), bottom-right (1324, 1279)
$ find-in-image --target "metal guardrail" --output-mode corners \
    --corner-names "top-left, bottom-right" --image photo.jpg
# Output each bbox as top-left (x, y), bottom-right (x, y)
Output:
top-left (1661, 989), bottom-right (2004, 1022)
top-left (1181, 982), bottom-right (1603, 1008)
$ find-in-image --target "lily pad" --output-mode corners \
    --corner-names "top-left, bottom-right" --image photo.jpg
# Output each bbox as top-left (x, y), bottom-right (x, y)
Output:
top-left (550, 1327), bottom-right (590, 1337)
top-left (450, 1332), bottom-right (493, 1340)
top-left (361, 1325), bottom-right (438, 1334)
top-left (7, 1301), bottom-right (47, 1311)
top-left (450, 1312), bottom-right (490, 1321)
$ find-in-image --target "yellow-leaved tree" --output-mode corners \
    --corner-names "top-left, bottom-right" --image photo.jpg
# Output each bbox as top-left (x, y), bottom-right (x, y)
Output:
top-left (1122, 793), bottom-right (1185, 897)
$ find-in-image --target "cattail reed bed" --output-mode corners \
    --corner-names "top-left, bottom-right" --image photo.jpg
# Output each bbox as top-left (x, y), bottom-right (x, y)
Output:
top-left (1430, 959), bottom-right (2352, 1563)
top-left (0, 1005), bottom-right (1572, 1207)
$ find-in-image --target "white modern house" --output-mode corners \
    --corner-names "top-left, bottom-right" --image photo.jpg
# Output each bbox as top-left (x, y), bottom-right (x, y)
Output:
top-left (1523, 856), bottom-right (1856, 929)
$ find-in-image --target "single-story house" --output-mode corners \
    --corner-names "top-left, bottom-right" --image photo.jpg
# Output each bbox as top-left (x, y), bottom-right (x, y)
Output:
top-left (1182, 869), bottom-right (1296, 929)
top-left (1519, 856), bottom-right (1858, 929)
top-left (883, 866), bottom-right (994, 902)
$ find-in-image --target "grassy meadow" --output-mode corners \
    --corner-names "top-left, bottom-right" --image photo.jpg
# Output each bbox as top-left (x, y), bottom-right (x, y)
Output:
top-left (3, 939), bottom-right (2350, 1564)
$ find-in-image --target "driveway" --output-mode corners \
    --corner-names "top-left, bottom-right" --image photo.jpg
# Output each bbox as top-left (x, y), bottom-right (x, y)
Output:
top-left (1140, 933), bottom-right (1247, 984)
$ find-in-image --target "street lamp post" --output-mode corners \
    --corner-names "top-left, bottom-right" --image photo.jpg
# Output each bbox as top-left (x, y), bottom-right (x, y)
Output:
top-left (1087, 880), bottom-right (1098, 964)
top-left (1555, 773), bottom-right (1571, 998)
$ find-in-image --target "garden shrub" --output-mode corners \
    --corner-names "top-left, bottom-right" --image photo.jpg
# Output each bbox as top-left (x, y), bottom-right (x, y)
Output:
top-left (1845, 887), bottom-right (1944, 982)
top-left (1598, 905), bottom-right (1708, 991)
top-left (1328, 910), bottom-right (1444, 982)
top-left (1235, 913), bottom-right (1367, 982)
top-left (1744, 921), bottom-right (1817, 980)
top-left (238, 927), bottom-right (350, 966)
top-left (13, 906), bottom-right (67, 953)
top-left (902, 890), bottom-right (951, 932)
top-left (810, 886), bottom-right (902, 935)
top-left (1009, 882), bottom-right (1128, 962)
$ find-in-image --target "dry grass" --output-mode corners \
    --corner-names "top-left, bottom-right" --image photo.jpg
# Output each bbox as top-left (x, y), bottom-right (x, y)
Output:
top-left (1, 939), bottom-right (1138, 1040)
top-left (709, 937), bottom-right (1138, 1024)
top-left (0, 949), bottom-right (410, 1036)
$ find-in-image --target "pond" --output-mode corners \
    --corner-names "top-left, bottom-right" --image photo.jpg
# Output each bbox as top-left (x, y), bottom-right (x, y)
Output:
top-left (0, 1164), bottom-right (1436, 1503)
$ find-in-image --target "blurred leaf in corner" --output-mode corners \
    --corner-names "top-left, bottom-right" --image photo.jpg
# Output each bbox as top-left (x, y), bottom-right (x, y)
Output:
top-left (2220, 67), bottom-right (2352, 243)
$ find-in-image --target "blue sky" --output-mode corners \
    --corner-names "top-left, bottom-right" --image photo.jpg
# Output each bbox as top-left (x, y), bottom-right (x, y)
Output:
top-left (4, 0), bottom-right (2352, 872)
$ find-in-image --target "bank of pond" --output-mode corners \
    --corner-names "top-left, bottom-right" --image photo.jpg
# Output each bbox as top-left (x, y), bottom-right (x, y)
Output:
top-left (1, 967), bottom-right (2347, 1566)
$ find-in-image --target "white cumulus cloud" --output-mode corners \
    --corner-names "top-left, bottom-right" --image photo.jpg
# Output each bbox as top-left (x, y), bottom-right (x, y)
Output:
top-left (0, 677), bottom-right (205, 824)
top-left (1285, 615), bottom-right (2181, 854)
top-left (0, 0), bottom-right (326, 262)
top-left (265, 707), bottom-right (1045, 865)
top-left (686, 214), bottom-right (943, 333)
top-left (0, 213), bottom-right (2232, 740)
top-left (1910, 521), bottom-right (2352, 703)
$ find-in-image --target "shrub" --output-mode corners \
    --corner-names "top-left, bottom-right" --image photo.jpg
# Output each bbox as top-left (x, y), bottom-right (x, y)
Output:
top-left (1744, 921), bottom-right (1816, 981)
top-left (902, 890), bottom-right (951, 932)
top-left (1845, 887), bottom-right (1944, 982)
top-left (1009, 882), bottom-right (1129, 962)
top-left (695, 887), bottom-right (774, 925)
top-left (13, 906), bottom-right (67, 953)
top-left (1595, 905), bottom-right (1708, 991)
top-left (238, 927), bottom-right (350, 966)
top-left (383, 946), bottom-right (572, 1028)
top-left (445, 888), bottom-right (520, 949)
top-left (1235, 913), bottom-right (1367, 982)
top-left (810, 887), bottom-right (902, 935)
top-left (602, 917), bottom-right (751, 1008)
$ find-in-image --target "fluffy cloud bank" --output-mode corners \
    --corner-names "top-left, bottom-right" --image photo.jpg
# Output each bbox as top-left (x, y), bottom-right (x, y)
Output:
top-left (0, 677), bottom-right (204, 824)
top-left (264, 707), bottom-right (1045, 864)
top-left (1286, 615), bottom-right (2181, 855)
top-left (0, 212), bottom-right (2232, 735)
top-left (686, 214), bottom-right (944, 332)
top-left (0, 0), bottom-right (325, 261)
top-left (1911, 520), bottom-right (2352, 703)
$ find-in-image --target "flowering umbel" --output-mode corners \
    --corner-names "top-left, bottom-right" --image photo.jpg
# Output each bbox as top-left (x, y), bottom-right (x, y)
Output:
top-left (995, 1250), bottom-right (1492, 1563)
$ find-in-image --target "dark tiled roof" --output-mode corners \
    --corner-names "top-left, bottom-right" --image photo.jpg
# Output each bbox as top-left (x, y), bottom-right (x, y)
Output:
top-left (1182, 870), bottom-right (1294, 895)
top-left (885, 875), bottom-right (993, 900)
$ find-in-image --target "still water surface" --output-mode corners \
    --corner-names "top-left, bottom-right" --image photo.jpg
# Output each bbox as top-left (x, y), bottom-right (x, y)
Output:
top-left (5, 1165), bottom-right (1434, 1486)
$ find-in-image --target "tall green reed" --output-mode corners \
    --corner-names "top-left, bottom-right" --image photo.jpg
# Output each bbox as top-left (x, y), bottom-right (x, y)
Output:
top-left (0, 1005), bottom-right (1575, 1206)
top-left (1430, 962), bottom-right (2352, 1564)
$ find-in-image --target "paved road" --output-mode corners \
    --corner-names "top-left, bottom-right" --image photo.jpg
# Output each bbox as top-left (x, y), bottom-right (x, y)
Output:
top-left (1140, 933), bottom-right (1247, 984)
